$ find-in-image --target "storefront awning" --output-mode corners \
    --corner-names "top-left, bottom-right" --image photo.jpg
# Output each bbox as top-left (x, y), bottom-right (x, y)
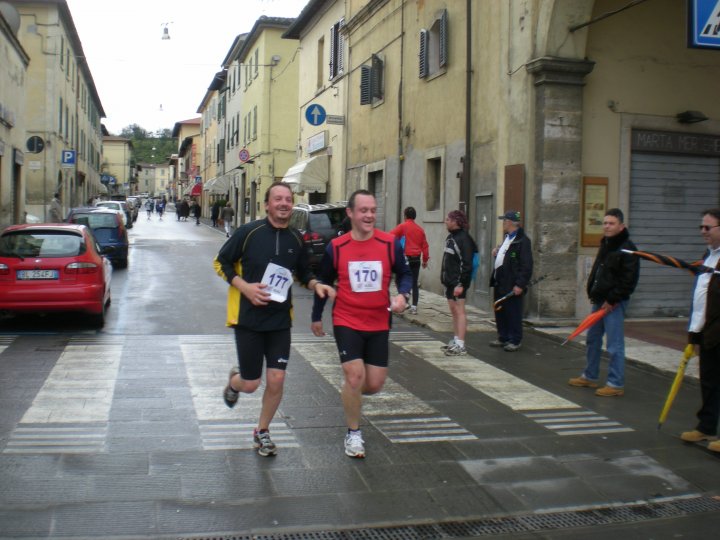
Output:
top-left (184, 183), bottom-right (203, 196)
top-left (282, 155), bottom-right (328, 194)
top-left (204, 175), bottom-right (231, 194)
top-left (96, 183), bottom-right (108, 194)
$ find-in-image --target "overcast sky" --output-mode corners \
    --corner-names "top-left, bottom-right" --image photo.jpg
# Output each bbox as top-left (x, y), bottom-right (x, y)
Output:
top-left (65, 0), bottom-right (304, 135)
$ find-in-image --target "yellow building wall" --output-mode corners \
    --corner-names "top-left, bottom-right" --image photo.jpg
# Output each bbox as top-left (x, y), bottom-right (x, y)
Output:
top-left (241, 26), bottom-right (298, 218)
top-left (293, 0), bottom-right (347, 204)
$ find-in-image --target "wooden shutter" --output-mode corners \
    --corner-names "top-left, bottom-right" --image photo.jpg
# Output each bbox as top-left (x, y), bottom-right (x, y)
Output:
top-left (338, 19), bottom-right (345, 75)
top-left (419, 29), bottom-right (429, 78)
top-left (329, 23), bottom-right (336, 79)
top-left (360, 65), bottom-right (371, 105)
top-left (371, 54), bottom-right (383, 99)
top-left (439, 9), bottom-right (448, 68)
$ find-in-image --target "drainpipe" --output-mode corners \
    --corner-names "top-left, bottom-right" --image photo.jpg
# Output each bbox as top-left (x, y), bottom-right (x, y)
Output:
top-left (462, 0), bottom-right (472, 220)
top-left (395, 0), bottom-right (406, 226)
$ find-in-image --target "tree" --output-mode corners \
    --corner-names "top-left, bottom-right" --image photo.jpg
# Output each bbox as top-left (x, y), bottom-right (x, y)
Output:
top-left (115, 124), bottom-right (177, 165)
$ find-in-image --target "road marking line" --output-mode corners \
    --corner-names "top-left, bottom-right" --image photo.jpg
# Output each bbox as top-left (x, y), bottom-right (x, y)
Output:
top-left (199, 421), bottom-right (297, 450)
top-left (399, 341), bottom-right (576, 411)
top-left (3, 424), bottom-right (107, 454)
top-left (293, 342), bottom-right (476, 443)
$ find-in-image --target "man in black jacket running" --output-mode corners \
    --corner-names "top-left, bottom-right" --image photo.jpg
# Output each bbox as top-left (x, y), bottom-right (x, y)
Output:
top-left (569, 208), bottom-right (639, 397)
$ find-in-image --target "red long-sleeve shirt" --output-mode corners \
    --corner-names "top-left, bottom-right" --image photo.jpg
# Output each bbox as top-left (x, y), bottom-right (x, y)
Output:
top-left (390, 219), bottom-right (430, 263)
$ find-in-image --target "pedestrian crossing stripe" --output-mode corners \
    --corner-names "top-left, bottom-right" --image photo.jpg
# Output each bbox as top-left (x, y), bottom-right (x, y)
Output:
top-left (524, 410), bottom-right (634, 436)
top-left (399, 341), bottom-right (576, 411)
top-left (2, 424), bottom-right (107, 454)
top-left (0, 334), bottom-right (17, 355)
top-left (372, 416), bottom-right (477, 443)
top-left (199, 421), bottom-right (298, 451)
top-left (68, 335), bottom-right (125, 345)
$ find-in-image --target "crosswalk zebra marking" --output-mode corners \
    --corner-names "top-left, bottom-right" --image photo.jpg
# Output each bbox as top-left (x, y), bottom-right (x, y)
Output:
top-left (372, 416), bottom-right (477, 443)
top-left (399, 341), bottom-right (576, 411)
top-left (524, 409), bottom-right (634, 436)
top-left (199, 421), bottom-right (298, 451)
top-left (0, 334), bottom-right (17, 355)
top-left (3, 424), bottom-right (107, 454)
top-left (292, 342), bottom-right (475, 443)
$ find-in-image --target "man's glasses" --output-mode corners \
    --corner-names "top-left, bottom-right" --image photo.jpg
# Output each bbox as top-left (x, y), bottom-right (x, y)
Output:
top-left (699, 225), bottom-right (720, 231)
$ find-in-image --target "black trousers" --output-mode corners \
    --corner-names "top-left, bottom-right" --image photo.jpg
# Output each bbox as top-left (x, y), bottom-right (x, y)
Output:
top-left (493, 289), bottom-right (523, 345)
top-left (407, 256), bottom-right (421, 306)
top-left (696, 341), bottom-right (720, 436)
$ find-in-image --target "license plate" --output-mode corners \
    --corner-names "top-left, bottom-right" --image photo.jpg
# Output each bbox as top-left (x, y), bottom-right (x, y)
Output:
top-left (17, 270), bottom-right (59, 280)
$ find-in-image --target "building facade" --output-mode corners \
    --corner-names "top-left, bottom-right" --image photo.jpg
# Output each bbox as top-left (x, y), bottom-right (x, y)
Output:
top-left (233, 17), bottom-right (299, 221)
top-left (283, 0), bottom-right (348, 206)
top-left (0, 3), bottom-right (30, 228)
top-left (12, 0), bottom-right (106, 220)
top-left (285, 0), bottom-right (720, 319)
top-left (101, 136), bottom-right (133, 196)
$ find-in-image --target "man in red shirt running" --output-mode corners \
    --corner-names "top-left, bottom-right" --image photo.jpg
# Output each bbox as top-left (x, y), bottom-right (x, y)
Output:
top-left (311, 190), bottom-right (412, 458)
top-left (390, 207), bottom-right (429, 314)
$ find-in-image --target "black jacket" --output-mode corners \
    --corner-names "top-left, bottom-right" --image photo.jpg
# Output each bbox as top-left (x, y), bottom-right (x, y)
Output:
top-left (216, 218), bottom-right (315, 331)
top-left (586, 228), bottom-right (639, 305)
top-left (689, 251), bottom-right (720, 349)
top-left (441, 228), bottom-right (476, 288)
top-left (489, 227), bottom-right (533, 295)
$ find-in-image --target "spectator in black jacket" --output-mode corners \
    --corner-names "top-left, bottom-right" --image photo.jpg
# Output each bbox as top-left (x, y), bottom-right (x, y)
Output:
top-left (569, 208), bottom-right (639, 397)
top-left (490, 211), bottom-right (533, 352)
top-left (681, 208), bottom-right (720, 452)
top-left (441, 210), bottom-right (477, 356)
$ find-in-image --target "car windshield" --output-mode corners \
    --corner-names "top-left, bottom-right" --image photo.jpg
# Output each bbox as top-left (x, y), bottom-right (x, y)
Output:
top-left (71, 213), bottom-right (118, 229)
top-left (0, 231), bottom-right (85, 258)
top-left (97, 202), bottom-right (119, 210)
top-left (309, 209), bottom-right (346, 237)
top-left (289, 210), bottom-right (308, 230)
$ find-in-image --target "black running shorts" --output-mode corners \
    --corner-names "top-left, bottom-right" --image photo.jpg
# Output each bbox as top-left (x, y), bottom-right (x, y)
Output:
top-left (233, 327), bottom-right (291, 380)
top-left (333, 325), bottom-right (389, 367)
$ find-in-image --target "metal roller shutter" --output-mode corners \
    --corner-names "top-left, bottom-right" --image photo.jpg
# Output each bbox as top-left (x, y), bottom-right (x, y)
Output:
top-left (628, 153), bottom-right (720, 317)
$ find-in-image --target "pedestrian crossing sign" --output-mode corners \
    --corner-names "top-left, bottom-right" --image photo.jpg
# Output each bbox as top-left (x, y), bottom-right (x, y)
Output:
top-left (689, 0), bottom-right (720, 49)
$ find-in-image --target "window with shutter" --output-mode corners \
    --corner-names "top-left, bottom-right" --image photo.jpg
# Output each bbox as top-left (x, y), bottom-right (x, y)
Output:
top-left (360, 65), bottom-right (371, 105)
top-left (371, 54), bottom-right (383, 100)
top-left (329, 24), bottom-right (336, 79)
top-left (439, 9), bottom-right (448, 67)
top-left (338, 19), bottom-right (345, 75)
top-left (419, 29), bottom-right (429, 78)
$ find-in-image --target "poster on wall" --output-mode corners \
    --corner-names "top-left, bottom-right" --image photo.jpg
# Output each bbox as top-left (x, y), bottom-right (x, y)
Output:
top-left (581, 177), bottom-right (608, 247)
top-left (688, 0), bottom-right (720, 49)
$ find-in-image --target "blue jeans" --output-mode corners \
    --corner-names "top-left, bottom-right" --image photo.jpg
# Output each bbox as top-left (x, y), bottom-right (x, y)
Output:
top-left (582, 301), bottom-right (627, 388)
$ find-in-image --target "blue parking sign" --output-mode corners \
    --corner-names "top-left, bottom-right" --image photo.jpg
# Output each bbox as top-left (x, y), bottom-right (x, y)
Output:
top-left (689, 0), bottom-right (720, 49)
top-left (61, 150), bottom-right (76, 166)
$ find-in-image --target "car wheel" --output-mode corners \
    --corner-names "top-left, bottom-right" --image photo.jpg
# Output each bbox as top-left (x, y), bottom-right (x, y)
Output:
top-left (91, 302), bottom-right (106, 329)
top-left (114, 258), bottom-right (128, 269)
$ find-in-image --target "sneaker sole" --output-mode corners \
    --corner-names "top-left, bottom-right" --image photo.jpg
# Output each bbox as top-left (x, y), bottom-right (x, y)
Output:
top-left (345, 449), bottom-right (365, 458)
top-left (256, 447), bottom-right (278, 457)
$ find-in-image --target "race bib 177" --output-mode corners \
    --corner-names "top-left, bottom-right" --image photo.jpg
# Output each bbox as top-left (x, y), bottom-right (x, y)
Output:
top-left (261, 262), bottom-right (293, 302)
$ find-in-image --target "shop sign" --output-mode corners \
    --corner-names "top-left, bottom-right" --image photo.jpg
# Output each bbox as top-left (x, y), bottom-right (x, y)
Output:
top-left (632, 129), bottom-right (720, 157)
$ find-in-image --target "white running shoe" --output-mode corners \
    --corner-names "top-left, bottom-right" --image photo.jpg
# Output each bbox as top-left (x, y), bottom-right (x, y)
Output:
top-left (344, 430), bottom-right (365, 458)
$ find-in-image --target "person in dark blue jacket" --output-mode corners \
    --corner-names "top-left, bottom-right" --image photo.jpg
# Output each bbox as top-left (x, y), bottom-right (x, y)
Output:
top-left (490, 210), bottom-right (533, 352)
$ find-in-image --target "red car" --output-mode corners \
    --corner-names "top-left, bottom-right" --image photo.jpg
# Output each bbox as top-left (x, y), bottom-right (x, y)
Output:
top-left (0, 224), bottom-right (112, 327)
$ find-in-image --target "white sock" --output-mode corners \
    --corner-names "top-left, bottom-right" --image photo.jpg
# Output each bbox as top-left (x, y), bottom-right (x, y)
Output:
top-left (455, 339), bottom-right (465, 348)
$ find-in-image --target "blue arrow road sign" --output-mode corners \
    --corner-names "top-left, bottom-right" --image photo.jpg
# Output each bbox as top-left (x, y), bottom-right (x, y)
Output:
top-left (305, 104), bottom-right (326, 126)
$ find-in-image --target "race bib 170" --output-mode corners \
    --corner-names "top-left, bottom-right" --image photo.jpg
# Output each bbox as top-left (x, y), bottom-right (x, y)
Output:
top-left (348, 260), bottom-right (382, 293)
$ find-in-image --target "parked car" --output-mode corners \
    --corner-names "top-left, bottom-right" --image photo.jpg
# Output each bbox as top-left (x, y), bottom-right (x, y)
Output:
top-left (0, 224), bottom-right (112, 327)
top-left (289, 202), bottom-right (348, 268)
top-left (66, 207), bottom-right (129, 268)
top-left (96, 200), bottom-right (132, 229)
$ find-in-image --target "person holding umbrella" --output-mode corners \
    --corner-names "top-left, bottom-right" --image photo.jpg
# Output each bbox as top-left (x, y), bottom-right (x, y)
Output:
top-left (680, 208), bottom-right (720, 452)
top-left (489, 211), bottom-right (533, 352)
top-left (568, 208), bottom-right (639, 396)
